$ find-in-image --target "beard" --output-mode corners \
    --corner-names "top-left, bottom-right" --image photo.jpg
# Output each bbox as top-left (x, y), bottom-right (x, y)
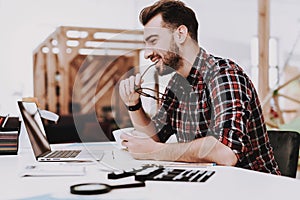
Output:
top-left (157, 39), bottom-right (183, 76)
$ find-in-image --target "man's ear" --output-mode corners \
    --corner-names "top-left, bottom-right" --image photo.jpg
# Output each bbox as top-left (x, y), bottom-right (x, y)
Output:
top-left (174, 25), bottom-right (188, 44)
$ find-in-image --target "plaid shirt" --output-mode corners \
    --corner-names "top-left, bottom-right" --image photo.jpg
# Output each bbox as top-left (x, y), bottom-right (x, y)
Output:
top-left (152, 47), bottom-right (280, 174)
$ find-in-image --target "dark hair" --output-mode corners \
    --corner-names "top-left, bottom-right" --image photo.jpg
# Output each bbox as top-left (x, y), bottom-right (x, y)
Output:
top-left (139, 0), bottom-right (198, 42)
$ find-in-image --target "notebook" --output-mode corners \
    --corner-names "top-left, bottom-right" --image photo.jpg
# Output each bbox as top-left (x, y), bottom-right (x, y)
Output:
top-left (17, 101), bottom-right (103, 162)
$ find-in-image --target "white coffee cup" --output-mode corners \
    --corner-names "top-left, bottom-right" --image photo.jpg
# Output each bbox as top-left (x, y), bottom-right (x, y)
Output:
top-left (112, 127), bottom-right (149, 149)
top-left (112, 127), bottom-right (134, 149)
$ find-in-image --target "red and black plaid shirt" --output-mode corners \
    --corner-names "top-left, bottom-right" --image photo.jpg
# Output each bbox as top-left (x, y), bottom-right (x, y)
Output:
top-left (152, 47), bottom-right (280, 174)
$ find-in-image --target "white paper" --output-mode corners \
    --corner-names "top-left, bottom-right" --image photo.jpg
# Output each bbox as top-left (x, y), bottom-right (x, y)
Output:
top-left (38, 109), bottom-right (59, 122)
top-left (19, 164), bottom-right (86, 177)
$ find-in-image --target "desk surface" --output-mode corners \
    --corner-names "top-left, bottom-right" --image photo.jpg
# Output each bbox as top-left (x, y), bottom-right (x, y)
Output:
top-left (1, 131), bottom-right (300, 200)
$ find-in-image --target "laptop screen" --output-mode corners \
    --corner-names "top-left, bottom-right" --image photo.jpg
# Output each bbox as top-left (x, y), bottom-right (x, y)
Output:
top-left (18, 101), bottom-right (51, 158)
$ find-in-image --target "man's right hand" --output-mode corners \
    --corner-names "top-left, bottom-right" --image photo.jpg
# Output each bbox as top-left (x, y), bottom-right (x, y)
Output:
top-left (119, 73), bottom-right (142, 106)
top-left (119, 73), bottom-right (159, 142)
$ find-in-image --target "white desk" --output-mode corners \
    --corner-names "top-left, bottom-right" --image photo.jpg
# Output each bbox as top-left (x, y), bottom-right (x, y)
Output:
top-left (1, 131), bottom-right (300, 200)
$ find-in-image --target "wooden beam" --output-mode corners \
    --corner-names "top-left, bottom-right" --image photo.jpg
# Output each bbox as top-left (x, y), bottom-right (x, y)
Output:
top-left (60, 26), bottom-right (143, 35)
top-left (46, 49), bottom-right (57, 112)
top-left (80, 60), bottom-right (101, 84)
top-left (258, 0), bottom-right (270, 114)
top-left (81, 79), bottom-right (114, 114)
top-left (81, 64), bottom-right (118, 105)
top-left (56, 28), bottom-right (69, 114)
top-left (79, 47), bottom-right (144, 51)
top-left (88, 39), bottom-right (144, 44)
top-left (33, 51), bottom-right (47, 109)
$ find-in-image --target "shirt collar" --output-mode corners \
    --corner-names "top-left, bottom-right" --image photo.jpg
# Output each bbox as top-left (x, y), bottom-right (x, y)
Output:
top-left (186, 47), bottom-right (210, 87)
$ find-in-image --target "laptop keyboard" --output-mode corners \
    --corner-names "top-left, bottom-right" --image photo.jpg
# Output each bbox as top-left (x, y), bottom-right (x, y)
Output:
top-left (45, 150), bottom-right (81, 158)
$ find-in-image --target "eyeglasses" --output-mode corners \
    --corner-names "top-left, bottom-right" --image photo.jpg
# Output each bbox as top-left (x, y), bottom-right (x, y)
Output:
top-left (134, 62), bottom-right (170, 102)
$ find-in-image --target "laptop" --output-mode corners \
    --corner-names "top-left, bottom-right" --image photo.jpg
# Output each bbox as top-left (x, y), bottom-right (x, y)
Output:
top-left (17, 101), bottom-right (103, 162)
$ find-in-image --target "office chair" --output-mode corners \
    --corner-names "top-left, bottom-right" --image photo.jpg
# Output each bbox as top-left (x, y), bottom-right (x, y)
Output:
top-left (268, 130), bottom-right (300, 178)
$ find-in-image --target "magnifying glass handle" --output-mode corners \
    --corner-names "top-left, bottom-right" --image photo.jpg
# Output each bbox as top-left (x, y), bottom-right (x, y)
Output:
top-left (111, 182), bottom-right (145, 189)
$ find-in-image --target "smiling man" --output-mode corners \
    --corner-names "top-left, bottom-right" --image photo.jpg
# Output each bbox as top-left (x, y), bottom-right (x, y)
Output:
top-left (118, 0), bottom-right (280, 174)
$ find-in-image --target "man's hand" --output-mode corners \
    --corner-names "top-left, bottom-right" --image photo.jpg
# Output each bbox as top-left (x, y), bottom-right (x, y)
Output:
top-left (120, 130), bottom-right (164, 160)
top-left (119, 74), bottom-right (142, 106)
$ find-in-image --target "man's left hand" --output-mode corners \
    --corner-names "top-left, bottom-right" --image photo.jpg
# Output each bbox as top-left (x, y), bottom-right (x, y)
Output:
top-left (120, 131), bottom-right (163, 159)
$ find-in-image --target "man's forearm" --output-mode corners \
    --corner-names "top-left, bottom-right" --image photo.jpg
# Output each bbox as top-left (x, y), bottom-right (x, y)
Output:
top-left (131, 136), bottom-right (237, 166)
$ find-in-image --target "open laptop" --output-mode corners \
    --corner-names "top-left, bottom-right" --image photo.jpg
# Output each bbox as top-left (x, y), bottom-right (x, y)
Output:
top-left (17, 101), bottom-right (103, 162)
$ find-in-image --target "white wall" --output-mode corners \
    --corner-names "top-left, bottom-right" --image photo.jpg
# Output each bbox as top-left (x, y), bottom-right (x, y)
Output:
top-left (0, 0), bottom-right (299, 116)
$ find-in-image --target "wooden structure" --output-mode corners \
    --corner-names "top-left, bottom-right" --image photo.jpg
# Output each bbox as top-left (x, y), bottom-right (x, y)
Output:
top-left (258, 0), bottom-right (270, 116)
top-left (258, 0), bottom-right (300, 128)
top-left (33, 26), bottom-right (144, 120)
top-left (263, 73), bottom-right (300, 128)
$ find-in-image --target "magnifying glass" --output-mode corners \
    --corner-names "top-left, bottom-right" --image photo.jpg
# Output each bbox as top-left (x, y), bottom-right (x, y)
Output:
top-left (70, 182), bottom-right (145, 195)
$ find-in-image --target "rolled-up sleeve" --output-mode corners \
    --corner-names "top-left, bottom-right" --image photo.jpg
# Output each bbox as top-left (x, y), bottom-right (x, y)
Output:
top-left (207, 66), bottom-right (253, 162)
